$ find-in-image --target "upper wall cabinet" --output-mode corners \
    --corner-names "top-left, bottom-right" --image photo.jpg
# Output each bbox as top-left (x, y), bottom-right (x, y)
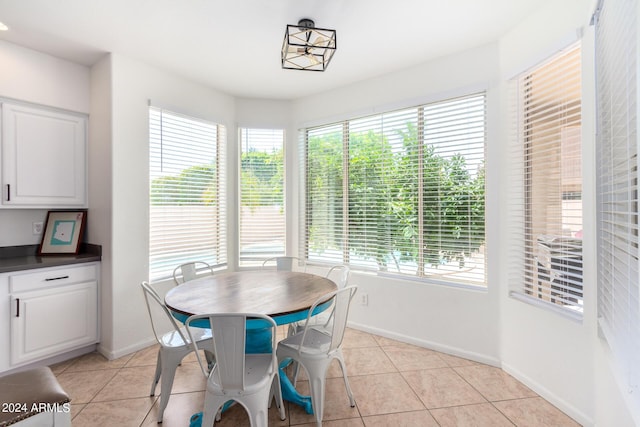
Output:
top-left (1, 102), bottom-right (87, 208)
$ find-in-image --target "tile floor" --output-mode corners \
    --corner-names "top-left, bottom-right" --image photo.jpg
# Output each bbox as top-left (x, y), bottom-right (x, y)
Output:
top-left (50, 328), bottom-right (581, 426)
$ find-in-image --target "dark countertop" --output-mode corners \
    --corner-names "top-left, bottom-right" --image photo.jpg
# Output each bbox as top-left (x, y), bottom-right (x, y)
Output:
top-left (0, 244), bottom-right (101, 273)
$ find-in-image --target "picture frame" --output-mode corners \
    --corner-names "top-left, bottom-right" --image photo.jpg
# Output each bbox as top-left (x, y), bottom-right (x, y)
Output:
top-left (38, 210), bottom-right (87, 255)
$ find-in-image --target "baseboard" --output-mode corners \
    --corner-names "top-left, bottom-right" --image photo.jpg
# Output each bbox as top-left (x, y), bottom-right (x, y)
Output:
top-left (347, 321), bottom-right (501, 367)
top-left (0, 344), bottom-right (97, 376)
top-left (501, 362), bottom-right (594, 427)
top-left (97, 337), bottom-right (157, 360)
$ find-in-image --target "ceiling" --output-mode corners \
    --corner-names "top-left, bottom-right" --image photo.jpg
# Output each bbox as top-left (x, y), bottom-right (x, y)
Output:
top-left (0, 0), bottom-right (551, 100)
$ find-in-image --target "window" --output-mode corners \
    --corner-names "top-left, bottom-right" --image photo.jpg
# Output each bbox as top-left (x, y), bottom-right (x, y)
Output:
top-left (149, 107), bottom-right (226, 281)
top-left (301, 93), bottom-right (486, 287)
top-left (239, 128), bottom-right (285, 266)
top-left (594, 0), bottom-right (639, 404)
top-left (508, 43), bottom-right (583, 314)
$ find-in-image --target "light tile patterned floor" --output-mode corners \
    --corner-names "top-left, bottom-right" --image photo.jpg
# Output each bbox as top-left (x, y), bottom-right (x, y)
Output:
top-left (51, 328), bottom-right (581, 426)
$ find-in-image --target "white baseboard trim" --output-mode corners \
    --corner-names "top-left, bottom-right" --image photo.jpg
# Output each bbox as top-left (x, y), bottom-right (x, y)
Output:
top-left (1, 344), bottom-right (97, 376)
top-left (347, 321), bottom-right (501, 367)
top-left (501, 362), bottom-right (594, 427)
top-left (97, 337), bottom-right (157, 360)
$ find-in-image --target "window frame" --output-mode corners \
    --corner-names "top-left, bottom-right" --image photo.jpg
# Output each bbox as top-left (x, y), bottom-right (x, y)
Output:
top-left (238, 127), bottom-right (286, 267)
top-left (300, 92), bottom-right (487, 287)
top-left (507, 42), bottom-right (584, 317)
top-left (148, 106), bottom-right (227, 282)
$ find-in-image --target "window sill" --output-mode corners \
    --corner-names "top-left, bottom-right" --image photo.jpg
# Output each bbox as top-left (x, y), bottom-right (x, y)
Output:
top-left (376, 270), bottom-right (488, 292)
top-left (509, 291), bottom-right (583, 323)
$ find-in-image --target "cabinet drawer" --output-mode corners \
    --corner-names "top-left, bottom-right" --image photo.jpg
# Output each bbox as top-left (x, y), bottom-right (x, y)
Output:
top-left (9, 264), bottom-right (97, 293)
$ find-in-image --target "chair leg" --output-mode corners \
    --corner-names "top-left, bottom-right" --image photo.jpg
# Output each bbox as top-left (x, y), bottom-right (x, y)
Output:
top-left (157, 352), bottom-right (180, 423)
top-left (292, 360), bottom-right (301, 386)
top-left (287, 323), bottom-right (296, 337)
top-left (243, 388), bottom-right (271, 427)
top-left (202, 392), bottom-right (219, 427)
top-left (204, 349), bottom-right (215, 371)
top-left (336, 353), bottom-right (356, 407)
top-left (303, 360), bottom-right (328, 427)
top-left (150, 350), bottom-right (162, 396)
top-left (273, 371), bottom-right (286, 421)
top-left (309, 374), bottom-right (326, 427)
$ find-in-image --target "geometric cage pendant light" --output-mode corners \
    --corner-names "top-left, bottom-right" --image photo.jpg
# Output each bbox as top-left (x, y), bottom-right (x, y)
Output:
top-left (281, 18), bottom-right (337, 71)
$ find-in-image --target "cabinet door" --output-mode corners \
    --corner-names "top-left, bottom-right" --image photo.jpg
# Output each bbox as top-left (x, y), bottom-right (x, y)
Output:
top-left (1, 102), bottom-right (87, 207)
top-left (10, 281), bottom-right (98, 365)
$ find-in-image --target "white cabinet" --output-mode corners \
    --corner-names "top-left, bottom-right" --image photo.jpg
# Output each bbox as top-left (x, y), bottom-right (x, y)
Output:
top-left (5, 263), bottom-right (99, 367)
top-left (1, 102), bottom-right (87, 207)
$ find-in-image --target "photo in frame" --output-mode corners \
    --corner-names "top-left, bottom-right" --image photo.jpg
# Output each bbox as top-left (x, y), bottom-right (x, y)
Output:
top-left (38, 210), bottom-right (87, 255)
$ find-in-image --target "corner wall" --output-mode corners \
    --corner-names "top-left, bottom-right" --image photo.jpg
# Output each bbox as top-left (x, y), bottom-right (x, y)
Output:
top-left (89, 54), bottom-right (114, 352)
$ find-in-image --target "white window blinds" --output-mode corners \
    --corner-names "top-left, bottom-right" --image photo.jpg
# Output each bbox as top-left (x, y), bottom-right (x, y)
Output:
top-left (508, 44), bottom-right (583, 314)
top-left (301, 93), bottom-right (486, 286)
top-left (239, 128), bottom-right (285, 266)
top-left (594, 0), bottom-right (640, 403)
top-left (149, 107), bottom-right (226, 281)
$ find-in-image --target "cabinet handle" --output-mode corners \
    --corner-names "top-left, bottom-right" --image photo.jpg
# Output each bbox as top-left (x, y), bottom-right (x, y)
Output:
top-left (45, 275), bottom-right (70, 281)
top-left (15, 298), bottom-right (19, 318)
top-left (6, 184), bottom-right (9, 202)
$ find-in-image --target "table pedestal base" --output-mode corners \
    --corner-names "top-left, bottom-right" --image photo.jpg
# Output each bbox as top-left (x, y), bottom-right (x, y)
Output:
top-left (279, 359), bottom-right (313, 414)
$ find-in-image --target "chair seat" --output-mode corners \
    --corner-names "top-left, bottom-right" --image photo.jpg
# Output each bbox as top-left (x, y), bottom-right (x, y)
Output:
top-left (289, 314), bottom-right (333, 337)
top-left (208, 354), bottom-right (275, 395)
top-left (279, 327), bottom-right (333, 356)
top-left (161, 326), bottom-right (212, 348)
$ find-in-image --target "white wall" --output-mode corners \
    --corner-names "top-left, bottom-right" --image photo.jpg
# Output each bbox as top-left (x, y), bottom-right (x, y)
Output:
top-left (89, 54), bottom-right (114, 353)
top-left (292, 43), bottom-right (503, 365)
top-left (497, 0), bottom-right (634, 425)
top-left (93, 53), bottom-right (237, 357)
top-left (0, 40), bottom-right (90, 113)
top-left (0, 40), bottom-right (91, 246)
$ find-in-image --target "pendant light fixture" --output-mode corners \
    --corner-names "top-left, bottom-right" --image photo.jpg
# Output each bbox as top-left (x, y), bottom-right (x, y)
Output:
top-left (281, 18), bottom-right (337, 71)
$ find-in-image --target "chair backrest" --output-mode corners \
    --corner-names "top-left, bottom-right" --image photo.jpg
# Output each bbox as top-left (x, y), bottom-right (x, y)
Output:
top-left (185, 313), bottom-right (277, 392)
top-left (262, 256), bottom-right (303, 271)
top-left (172, 261), bottom-right (214, 285)
top-left (141, 281), bottom-right (189, 345)
top-left (299, 286), bottom-right (358, 354)
top-left (325, 265), bottom-right (350, 288)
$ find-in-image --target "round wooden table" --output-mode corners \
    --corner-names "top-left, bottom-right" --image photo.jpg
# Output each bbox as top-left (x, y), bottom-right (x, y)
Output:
top-left (164, 270), bottom-right (337, 325)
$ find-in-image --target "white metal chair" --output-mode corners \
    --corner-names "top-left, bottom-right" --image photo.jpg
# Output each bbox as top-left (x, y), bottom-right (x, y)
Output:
top-left (261, 256), bottom-right (305, 272)
top-left (288, 265), bottom-right (351, 336)
top-left (185, 312), bottom-right (286, 427)
top-left (141, 281), bottom-right (215, 423)
top-left (277, 286), bottom-right (358, 427)
top-left (172, 261), bottom-right (214, 285)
